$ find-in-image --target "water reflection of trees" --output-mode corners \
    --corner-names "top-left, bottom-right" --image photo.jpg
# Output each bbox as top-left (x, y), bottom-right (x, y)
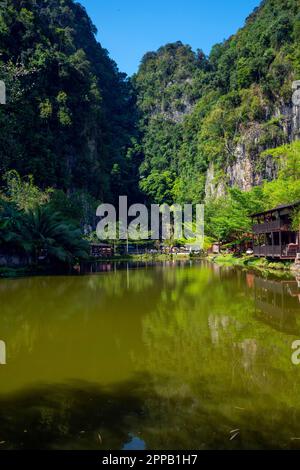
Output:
top-left (2, 265), bottom-right (300, 449)
top-left (0, 271), bottom-right (157, 362)
top-left (135, 267), bottom-right (300, 449)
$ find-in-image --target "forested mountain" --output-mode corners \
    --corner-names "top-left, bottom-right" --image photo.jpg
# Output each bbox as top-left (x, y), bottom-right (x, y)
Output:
top-left (134, 0), bottom-right (300, 205)
top-left (0, 0), bottom-right (139, 204)
top-left (0, 0), bottom-right (299, 214)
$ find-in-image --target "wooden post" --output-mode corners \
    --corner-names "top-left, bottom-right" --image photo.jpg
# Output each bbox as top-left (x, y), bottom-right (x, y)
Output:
top-left (279, 230), bottom-right (282, 258)
top-left (264, 233), bottom-right (267, 257)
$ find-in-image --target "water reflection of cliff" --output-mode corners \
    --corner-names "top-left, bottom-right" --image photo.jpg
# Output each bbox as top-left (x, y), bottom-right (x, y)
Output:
top-left (253, 276), bottom-right (300, 334)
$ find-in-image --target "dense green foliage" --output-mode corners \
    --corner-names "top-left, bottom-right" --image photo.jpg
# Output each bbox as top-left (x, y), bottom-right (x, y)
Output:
top-left (0, 171), bottom-right (89, 267)
top-left (0, 0), bottom-right (139, 204)
top-left (134, 0), bottom-right (300, 205)
top-left (205, 142), bottom-right (300, 243)
top-left (0, 0), bottom-right (300, 253)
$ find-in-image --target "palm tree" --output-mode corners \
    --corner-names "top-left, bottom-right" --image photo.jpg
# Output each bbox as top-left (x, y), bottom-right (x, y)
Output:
top-left (14, 205), bottom-right (89, 266)
top-left (0, 200), bottom-right (23, 248)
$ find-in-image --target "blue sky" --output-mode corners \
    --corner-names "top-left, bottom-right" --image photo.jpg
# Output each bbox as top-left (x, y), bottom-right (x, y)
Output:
top-left (79, 0), bottom-right (262, 76)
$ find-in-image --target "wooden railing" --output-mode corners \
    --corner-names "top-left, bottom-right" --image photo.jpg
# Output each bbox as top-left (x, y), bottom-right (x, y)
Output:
top-left (253, 245), bottom-right (299, 258)
top-left (253, 220), bottom-right (282, 234)
top-left (283, 245), bottom-right (299, 258)
top-left (253, 245), bottom-right (282, 257)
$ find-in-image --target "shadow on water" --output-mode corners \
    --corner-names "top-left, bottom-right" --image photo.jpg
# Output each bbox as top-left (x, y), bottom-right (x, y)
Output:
top-left (1, 373), bottom-right (300, 450)
top-left (0, 377), bottom-right (150, 450)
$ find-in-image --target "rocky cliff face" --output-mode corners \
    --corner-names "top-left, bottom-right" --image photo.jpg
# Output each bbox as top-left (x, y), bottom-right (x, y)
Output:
top-left (205, 84), bottom-right (300, 200)
top-left (292, 81), bottom-right (300, 140)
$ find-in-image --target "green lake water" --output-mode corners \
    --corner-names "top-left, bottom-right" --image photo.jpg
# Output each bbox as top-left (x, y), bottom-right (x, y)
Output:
top-left (0, 261), bottom-right (300, 450)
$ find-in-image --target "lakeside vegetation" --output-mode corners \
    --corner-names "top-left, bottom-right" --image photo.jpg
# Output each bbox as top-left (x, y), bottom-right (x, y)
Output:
top-left (0, 0), bottom-right (300, 275)
top-left (210, 253), bottom-right (294, 273)
top-left (0, 170), bottom-right (90, 272)
top-left (0, 163), bottom-right (299, 277)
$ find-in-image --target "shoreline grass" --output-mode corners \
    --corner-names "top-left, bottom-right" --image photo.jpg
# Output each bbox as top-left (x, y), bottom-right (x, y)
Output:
top-left (209, 253), bottom-right (295, 276)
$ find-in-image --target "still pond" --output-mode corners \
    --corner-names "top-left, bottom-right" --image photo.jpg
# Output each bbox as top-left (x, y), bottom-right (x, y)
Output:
top-left (0, 261), bottom-right (300, 449)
